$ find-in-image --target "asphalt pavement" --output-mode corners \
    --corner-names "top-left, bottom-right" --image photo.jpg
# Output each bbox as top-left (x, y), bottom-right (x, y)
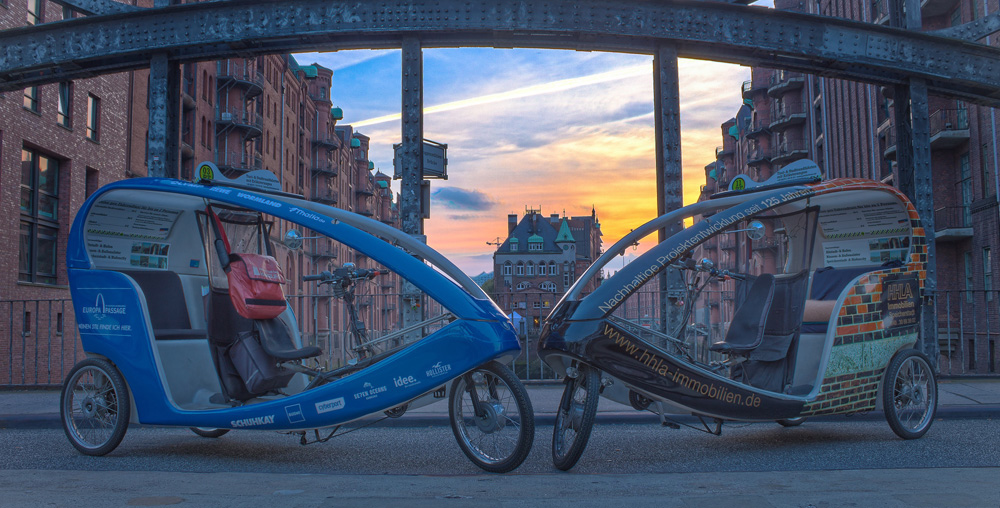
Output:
top-left (2, 377), bottom-right (998, 429)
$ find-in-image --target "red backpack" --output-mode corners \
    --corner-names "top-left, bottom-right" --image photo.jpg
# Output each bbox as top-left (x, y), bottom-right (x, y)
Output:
top-left (207, 206), bottom-right (287, 320)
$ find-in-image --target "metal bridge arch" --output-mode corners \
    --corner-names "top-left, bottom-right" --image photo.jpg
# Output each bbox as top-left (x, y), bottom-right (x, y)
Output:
top-left (3, 0), bottom-right (1000, 354)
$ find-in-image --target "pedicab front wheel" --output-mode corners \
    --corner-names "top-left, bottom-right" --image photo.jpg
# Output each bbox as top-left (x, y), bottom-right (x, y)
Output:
top-left (449, 361), bottom-right (535, 473)
top-left (552, 364), bottom-right (600, 471)
top-left (883, 349), bottom-right (937, 439)
top-left (60, 358), bottom-right (130, 456)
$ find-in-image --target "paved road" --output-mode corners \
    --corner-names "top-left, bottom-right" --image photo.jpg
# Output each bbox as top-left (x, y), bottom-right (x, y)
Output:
top-left (2, 418), bottom-right (998, 506)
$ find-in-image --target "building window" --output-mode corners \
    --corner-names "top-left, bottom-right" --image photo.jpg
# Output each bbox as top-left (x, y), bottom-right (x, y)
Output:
top-left (502, 262), bottom-right (512, 276)
top-left (510, 242), bottom-right (518, 252)
top-left (529, 242), bottom-right (542, 251)
top-left (57, 82), bottom-right (72, 128)
top-left (958, 153), bottom-right (972, 227)
top-left (26, 0), bottom-right (42, 25)
top-left (23, 87), bottom-right (39, 113)
top-left (85, 167), bottom-right (99, 198)
top-left (516, 263), bottom-right (524, 276)
top-left (982, 143), bottom-right (995, 199)
top-left (549, 262), bottom-right (557, 275)
top-left (526, 263), bottom-right (534, 276)
top-left (19, 149), bottom-right (60, 285)
top-left (86, 94), bottom-right (100, 142)
top-left (533, 301), bottom-right (541, 309)
top-left (985, 248), bottom-right (993, 301)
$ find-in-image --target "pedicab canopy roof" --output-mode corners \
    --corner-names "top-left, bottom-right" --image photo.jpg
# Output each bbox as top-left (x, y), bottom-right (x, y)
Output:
top-left (67, 162), bottom-right (502, 321)
top-left (557, 160), bottom-right (923, 320)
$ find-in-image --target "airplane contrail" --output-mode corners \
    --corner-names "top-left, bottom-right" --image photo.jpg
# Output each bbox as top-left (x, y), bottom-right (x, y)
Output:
top-left (350, 64), bottom-right (650, 128)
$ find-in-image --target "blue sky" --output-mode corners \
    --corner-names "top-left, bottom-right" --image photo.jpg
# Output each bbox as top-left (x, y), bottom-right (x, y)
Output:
top-left (293, 48), bottom-right (750, 275)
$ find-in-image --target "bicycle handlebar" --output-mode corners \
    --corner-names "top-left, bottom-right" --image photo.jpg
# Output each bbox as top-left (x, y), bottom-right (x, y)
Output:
top-left (302, 271), bottom-right (332, 282)
top-left (301, 268), bottom-right (387, 283)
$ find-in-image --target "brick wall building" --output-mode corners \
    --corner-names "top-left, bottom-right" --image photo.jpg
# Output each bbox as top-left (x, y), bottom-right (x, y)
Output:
top-left (0, 1), bottom-right (401, 384)
top-left (493, 208), bottom-right (603, 337)
top-left (699, 0), bottom-right (999, 373)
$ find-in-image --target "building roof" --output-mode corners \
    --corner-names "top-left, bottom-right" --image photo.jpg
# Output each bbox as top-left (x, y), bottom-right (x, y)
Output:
top-left (496, 212), bottom-right (560, 254)
top-left (555, 218), bottom-right (575, 243)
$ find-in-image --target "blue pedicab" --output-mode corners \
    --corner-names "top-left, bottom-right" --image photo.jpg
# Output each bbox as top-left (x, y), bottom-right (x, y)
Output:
top-left (60, 168), bottom-right (533, 473)
top-left (539, 161), bottom-right (937, 470)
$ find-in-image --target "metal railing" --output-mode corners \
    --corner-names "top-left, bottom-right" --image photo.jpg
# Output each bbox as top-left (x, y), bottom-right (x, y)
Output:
top-left (1, 300), bottom-right (81, 387)
top-left (934, 205), bottom-right (972, 230)
top-left (929, 108), bottom-right (969, 134)
top-left (937, 290), bottom-right (999, 376)
top-left (216, 106), bottom-right (263, 132)
top-left (217, 150), bottom-right (263, 171)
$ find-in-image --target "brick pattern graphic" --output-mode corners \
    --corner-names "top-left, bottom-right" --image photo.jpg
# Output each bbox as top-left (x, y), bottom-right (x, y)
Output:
top-left (801, 180), bottom-right (926, 416)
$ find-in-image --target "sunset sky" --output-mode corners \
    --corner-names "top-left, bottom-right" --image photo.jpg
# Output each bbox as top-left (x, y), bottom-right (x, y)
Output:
top-left (293, 48), bottom-right (750, 275)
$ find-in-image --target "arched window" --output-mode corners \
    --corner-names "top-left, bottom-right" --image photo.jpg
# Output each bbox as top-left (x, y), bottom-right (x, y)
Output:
top-left (516, 262), bottom-right (524, 276)
top-left (549, 261), bottom-right (557, 275)
top-left (526, 262), bottom-right (534, 276)
top-left (502, 261), bottom-right (512, 276)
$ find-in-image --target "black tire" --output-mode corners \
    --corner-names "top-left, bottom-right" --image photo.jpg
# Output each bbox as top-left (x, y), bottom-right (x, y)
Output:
top-left (190, 427), bottom-right (230, 438)
top-left (882, 349), bottom-right (937, 439)
top-left (776, 417), bottom-right (806, 427)
top-left (449, 361), bottom-right (535, 473)
top-left (552, 365), bottom-right (600, 471)
top-left (60, 358), bottom-right (130, 456)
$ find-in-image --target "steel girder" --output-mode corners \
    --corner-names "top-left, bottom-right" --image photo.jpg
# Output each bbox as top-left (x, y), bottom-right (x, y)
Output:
top-left (1, 0), bottom-right (1000, 105)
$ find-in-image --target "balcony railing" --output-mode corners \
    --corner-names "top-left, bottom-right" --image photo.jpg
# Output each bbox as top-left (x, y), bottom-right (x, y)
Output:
top-left (217, 151), bottom-right (263, 172)
top-left (934, 205), bottom-right (973, 241)
top-left (746, 116), bottom-right (771, 138)
top-left (772, 138), bottom-right (810, 164)
top-left (312, 134), bottom-right (341, 149)
top-left (312, 189), bottom-right (339, 205)
top-left (767, 71), bottom-right (805, 97)
top-left (769, 101), bottom-right (808, 130)
top-left (217, 60), bottom-right (264, 97)
top-left (747, 145), bottom-right (772, 165)
top-left (308, 92), bottom-right (331, 104)
top-left (884, 109), bottom-right (972, 160)
top-left (311, 163), bottom-right (338, 177)
top-left (216, 106), bottom-right (263, 136)
top-left (752, 237), bottom-right (781, 250)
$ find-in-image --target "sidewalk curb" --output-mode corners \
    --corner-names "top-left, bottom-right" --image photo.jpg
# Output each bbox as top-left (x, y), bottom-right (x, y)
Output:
top-left (4, 405), bottom-right (996, 430)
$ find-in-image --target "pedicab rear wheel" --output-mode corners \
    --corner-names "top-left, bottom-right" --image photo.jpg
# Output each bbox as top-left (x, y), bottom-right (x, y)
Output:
top-left (190, 427), bottom-right (230, 438)
top-left (449, 361), bottom-right (534, 473)
top-left (552, 364), bottom-right (600, 471)
top-left (882, 349), bottom-right (937, 439)
top-left (61, 358), bottom-right (130, 456)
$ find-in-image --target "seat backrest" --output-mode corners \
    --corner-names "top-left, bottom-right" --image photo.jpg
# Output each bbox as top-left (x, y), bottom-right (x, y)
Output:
top-left (810, 265), bottom-right (882, 301)
top-left (122, 270), bottom-right (201, 339)
top-left (722, 273), bottom-right (776, 350)
top-left (764, 270), bottom-right (809, 336)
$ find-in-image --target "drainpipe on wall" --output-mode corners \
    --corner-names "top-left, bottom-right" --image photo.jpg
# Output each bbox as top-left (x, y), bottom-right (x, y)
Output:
top-left (279, 66), bottom-right (286, 186)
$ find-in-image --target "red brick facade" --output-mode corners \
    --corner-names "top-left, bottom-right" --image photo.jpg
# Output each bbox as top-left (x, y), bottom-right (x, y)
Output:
top-left (1, 1), bottom-right (401, 384)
